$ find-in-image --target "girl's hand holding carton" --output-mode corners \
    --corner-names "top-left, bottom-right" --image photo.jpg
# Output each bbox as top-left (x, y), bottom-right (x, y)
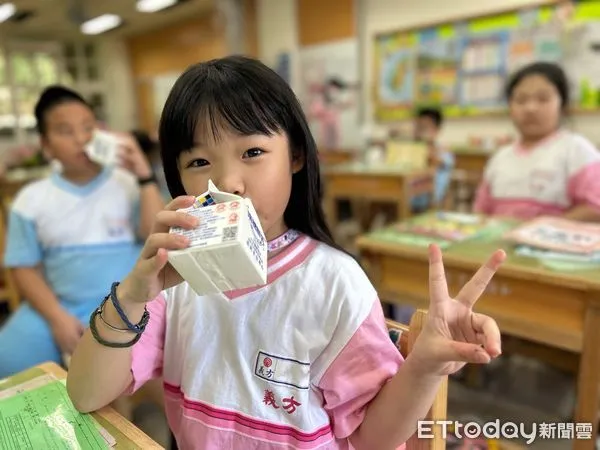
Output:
top-left (116, 195), bottom-right (198, 305)
top-left (166, 180), bottom-right (267, 296)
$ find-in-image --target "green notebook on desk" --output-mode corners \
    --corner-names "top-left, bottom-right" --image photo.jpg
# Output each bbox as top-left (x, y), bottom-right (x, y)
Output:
top-left (369, 212), bottom-right (508, 249)
top-left (0, 377), bottom-right (110, 449)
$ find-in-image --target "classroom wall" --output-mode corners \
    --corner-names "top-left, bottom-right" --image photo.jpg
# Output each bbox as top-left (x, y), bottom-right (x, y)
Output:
top-left (257, 0), bottom-right (300, 89)
top-left (97, 38), bottom-right (137, 132)
top-left (257, 0), bottom-right (600, 145)
top-left (126, 14), bottom-right (228, 132)
top-left (94, 1), bottom-right (258, 134)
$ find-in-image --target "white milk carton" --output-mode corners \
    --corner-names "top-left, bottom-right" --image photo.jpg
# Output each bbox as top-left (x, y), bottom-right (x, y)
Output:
top-left (85, 130), bottom-right (121, 166)
top-left (168, 180), bottom-right (267, 296)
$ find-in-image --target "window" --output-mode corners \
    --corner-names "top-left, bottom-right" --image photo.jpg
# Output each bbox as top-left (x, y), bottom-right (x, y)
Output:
top-left (0, 42), bottom-right (63, 144)
top-left (60, 41), bottom-right (106, 120)
top-left (0, 40), bottom-right (106, 147)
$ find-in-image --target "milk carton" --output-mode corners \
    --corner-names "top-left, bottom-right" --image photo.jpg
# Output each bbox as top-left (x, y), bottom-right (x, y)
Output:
top-left (85, 130), bottom-right (121, 166)
top-left (168, 180), bottom-right (267, 296)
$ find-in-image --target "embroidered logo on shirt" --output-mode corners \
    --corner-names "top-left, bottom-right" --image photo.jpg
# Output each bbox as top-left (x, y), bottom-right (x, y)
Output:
top-left (105, 216), bottom-right (131, 238)
top-left (254, 351), bottom-right (310, 390)
top-left (263, 389), bottom-right (302, 414)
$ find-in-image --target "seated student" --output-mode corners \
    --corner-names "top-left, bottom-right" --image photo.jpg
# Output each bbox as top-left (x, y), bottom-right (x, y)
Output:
top-left (411, 107), bottom-right (454, 212)
top-left (473, 62), bottom-right (600, 221)
top-left (0, 86), bottom-right (165, 378)
top-left (66, 56), bottom-right (503, 450)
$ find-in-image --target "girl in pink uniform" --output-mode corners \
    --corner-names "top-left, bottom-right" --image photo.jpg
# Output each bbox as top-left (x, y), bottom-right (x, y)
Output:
top-left (474, 62), bottom-right (600, 222)
top-left (68, 56), bottom-right (505, 450)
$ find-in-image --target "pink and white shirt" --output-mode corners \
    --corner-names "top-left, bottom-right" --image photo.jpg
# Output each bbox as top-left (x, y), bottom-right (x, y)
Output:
top-left (473, 131), bottom-right (600, 220)
top-left (126, 234), bottom-right (404, 449)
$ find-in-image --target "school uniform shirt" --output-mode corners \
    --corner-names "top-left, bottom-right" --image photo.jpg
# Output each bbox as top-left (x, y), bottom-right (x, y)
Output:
top-left (126, 234), bottom-right (405, 450)
top-left (4, 166), bottom-right (142, 305)
top-left (473, 131), bottom-right (600, 220)
top-left (412, 146), bottom-right (454, 210)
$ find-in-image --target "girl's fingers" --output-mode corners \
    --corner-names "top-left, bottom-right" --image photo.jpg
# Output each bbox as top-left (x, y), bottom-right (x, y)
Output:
top-left (471, 313), bottom-right (502, 357)
top-left (428, 244), bottom-right (449, 312)
top-left (155, 210), bottom-right (199, 230)
top-left (140, 232), bottom-right (189, 260)
top-left (166, 195), bottom-right (197, 211)
top-left (455, 250), bottom-right (506, 308)
top-left (448, 341), bottom-right (492, 365)
top-left (150, 197), bottom-right (198, 234)
top-left (139, 248), bottom-right (170, 276)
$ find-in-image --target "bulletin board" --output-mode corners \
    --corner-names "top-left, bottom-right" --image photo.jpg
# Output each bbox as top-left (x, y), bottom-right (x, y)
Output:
top-left (373, 1), bottom-right (600, 121)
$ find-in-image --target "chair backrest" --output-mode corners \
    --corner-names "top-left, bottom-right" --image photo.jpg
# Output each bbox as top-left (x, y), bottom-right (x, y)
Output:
top-left (386, 309), bottom-right (448, 450)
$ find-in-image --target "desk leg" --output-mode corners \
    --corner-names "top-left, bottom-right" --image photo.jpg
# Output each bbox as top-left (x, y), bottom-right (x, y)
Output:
top-left (398, 185), bottom-right (411, 220)
top-left (574, 304), bottom-right (600, 450)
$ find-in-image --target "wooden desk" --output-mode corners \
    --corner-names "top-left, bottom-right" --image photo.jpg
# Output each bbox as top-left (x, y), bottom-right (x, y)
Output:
top-left (357, 220), bottom-right (600, 450)
top-left (452, 147), bottom-right (492, 174)
top-left (323, 163), bottom-right (435, 231)
top-left (1, 362), bottom-right (163, 449)
top-left (318, 150), bottom-right (356, 166)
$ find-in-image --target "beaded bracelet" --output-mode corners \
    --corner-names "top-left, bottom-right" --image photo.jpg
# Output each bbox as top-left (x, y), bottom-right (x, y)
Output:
top-left (89, 307), bottom-right (144, 348)
top-left (109, 281), bottom-right (149, 333)
top-left (99, 297), bottom-right (131, 333)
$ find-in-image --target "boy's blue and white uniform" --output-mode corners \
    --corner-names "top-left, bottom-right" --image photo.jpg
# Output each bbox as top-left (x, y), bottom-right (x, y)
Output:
top-left (0, 167), bottom-right (142, 377)
top-left (412, 148), bottom-right (454, 211)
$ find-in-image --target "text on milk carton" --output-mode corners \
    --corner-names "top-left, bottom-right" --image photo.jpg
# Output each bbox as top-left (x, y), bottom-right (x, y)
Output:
top-left (246, 210), bottom-right (265, 271)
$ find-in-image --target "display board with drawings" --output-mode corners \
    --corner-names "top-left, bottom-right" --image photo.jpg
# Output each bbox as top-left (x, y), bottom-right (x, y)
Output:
top-left (373, 1), bottom-right (600, 121)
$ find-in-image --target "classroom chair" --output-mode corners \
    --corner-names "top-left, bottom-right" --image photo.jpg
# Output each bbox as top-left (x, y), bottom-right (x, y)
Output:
top-left (442, 170), bottom-right (481, 212)
top-left (0, 193), bottom-right (20, 313)
top-left (387, 309), bottom-right (448, 450)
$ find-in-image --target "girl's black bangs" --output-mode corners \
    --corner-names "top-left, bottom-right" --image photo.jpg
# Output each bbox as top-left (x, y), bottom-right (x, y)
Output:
top-left (161, 65), bottom-right (290, 157)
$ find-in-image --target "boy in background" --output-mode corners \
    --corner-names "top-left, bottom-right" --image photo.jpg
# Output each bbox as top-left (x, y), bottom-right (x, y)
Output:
top-left (411, 107), bottom-right (454, 212)
top-left (0, 86), bottom-right (165, 376)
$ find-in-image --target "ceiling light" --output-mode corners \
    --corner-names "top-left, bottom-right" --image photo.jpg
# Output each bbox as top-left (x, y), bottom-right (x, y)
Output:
top-left (80, 14), bottom-right (122, 35)
top-left (0, 3), bottom-right (16, 23)
top-left (136, 0), bottom-right (178, 13)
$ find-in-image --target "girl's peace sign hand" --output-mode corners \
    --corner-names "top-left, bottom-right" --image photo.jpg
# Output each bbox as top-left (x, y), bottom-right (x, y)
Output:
top-left (409, 244), bottom-right (506, 377)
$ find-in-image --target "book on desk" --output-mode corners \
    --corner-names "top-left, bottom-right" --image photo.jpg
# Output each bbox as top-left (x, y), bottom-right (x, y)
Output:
top-left (504, 217), bottom-right (600, 266)
top-left (0, 372), bottom-right (115, 449)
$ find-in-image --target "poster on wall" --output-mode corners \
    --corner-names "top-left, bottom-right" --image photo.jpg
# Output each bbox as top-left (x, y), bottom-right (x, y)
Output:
top-left (415, 33), bottom-right (459, 106)
top-left (457, 32), bottom-right (509, 108)
top-left (373, 1), bottom-right (600, 121)
top-left (375, 34), bottom-right (415, 119)
top-left (299, 38), bottom-right (361, 150)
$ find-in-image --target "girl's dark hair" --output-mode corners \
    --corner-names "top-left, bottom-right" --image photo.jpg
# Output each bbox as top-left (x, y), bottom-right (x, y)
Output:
top-left (34, 85), bottom-right (89, 135)
top-left (505, 62), bottom-right (570, 109)
top-left (159, 55), bottom-right (341, 252)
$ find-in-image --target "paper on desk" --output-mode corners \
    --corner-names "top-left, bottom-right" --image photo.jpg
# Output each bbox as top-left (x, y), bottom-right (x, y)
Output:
top-left (0, 379), bottom-right (110, 449)
top-left (0, 374), bottom-right (57, 401)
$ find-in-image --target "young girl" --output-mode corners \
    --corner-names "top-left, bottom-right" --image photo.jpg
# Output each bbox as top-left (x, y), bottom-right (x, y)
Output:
top-left (0, 86), bottom-right (164, 377)
top-left (473, 62), bottom-right (600, 221)
top-left (67, 56), bottom-right (504, 449)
